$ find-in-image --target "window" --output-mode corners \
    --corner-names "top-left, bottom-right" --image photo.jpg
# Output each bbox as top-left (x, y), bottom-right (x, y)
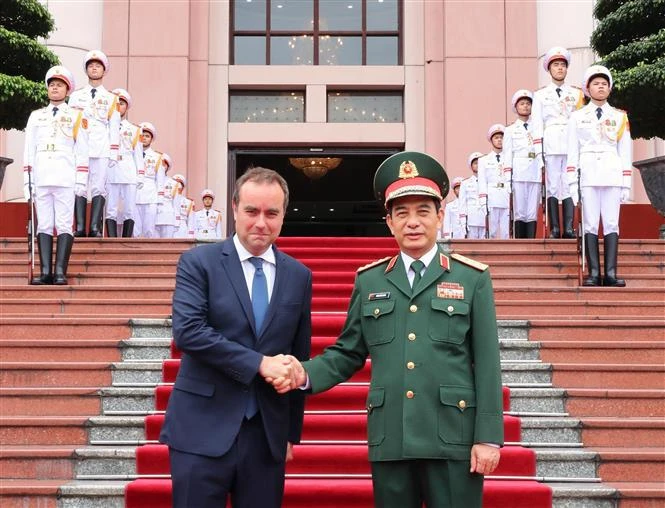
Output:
top-left (230, 91), bottom-right (305, 122)
top-left (328, 91), bottom-right (403, 122)
top-left (232, 0), bottom-right (401, 65)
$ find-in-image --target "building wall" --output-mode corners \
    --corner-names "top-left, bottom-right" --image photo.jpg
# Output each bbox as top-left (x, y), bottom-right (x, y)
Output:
top-left (1, 0), bottom-right (661, 223)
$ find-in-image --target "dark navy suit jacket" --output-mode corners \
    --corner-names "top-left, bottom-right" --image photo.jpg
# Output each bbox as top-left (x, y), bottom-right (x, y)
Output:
top-left (160, 239), bottom-right (312, 461)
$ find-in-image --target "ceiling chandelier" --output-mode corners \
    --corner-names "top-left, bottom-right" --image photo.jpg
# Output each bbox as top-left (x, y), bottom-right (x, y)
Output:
top-left (289, 157), bottom-right (342, 180)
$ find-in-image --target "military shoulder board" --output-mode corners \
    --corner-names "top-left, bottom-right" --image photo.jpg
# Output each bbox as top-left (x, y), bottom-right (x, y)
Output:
top-left (451, 253), bottom-right (488, 271)
top-left (357, 256), bottom-right (393, 273)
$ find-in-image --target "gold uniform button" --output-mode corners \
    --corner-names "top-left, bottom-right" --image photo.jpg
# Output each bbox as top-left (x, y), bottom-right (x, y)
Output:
top-left (408, 333), bottom-right (416, 341)
top-left (458, 400), bottom-right (466, 409)
top-left (410, 305), bottom-right (418, 313)
top-left (447, 305), bottom-right (454, 312)
top-left (406, 361), bottom-right (415, 370)
top-left (373, 308), bottom-right (380, 316)
top-left (406, 390), bottom-right (414, 399)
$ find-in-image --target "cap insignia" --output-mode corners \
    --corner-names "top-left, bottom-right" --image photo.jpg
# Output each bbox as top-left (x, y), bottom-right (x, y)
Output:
top-left (399, 161), bottom-right (419, 179)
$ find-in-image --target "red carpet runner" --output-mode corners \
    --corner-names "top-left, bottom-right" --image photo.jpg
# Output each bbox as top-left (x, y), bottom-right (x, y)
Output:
top-left (124, 237), bottom-right (552, 507)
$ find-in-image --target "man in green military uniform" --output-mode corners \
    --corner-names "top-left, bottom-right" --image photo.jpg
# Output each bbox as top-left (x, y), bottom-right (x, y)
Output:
top-left (273, 151), bottom-right (504, 507)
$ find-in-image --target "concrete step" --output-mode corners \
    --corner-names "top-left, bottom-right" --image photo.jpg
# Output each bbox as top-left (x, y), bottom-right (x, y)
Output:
top-left (0, 388), bottom-right (101, 416)
top-left (581, 418), bottom-right (665, 448)
top-left (0, 479), bottom-right (62, 508)
top-left (0, 362), bottom-right (112, 388)
top-left (120, 338), bottom-right (172, 361)
top-left (528, 319), bottom-right (665, 341)
top-left (539, 341), bottom-right (665, 364)
top-left (0, 317), bottom-right (131, 340)
top-left (564, 389), bottom-right (665, 418)
top-left (0, 247), bottom-right (189, 262)
top-left (0, 298), bottom-right (172, 316)
top-left (0, 446), bottom-right (78, 480)
top-left (0, 272), bottom-right (177, 286)
top-left (0, 417), bottom-right (89, 446)
top-left (0, 339), bottom-right (122, 362)
top-left (552, 364), bottom-right (665, 389)
top-left (594, 447), bottom-right (665, 483)
top-left (0, 285), bottom-right (174, 299)
top-left (605, 482), bottom-right (665, 508)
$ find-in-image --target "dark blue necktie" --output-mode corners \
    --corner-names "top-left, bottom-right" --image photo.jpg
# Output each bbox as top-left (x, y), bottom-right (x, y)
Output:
top-left (91, 88), bottom-right (97, 99)
top-left (555, 87), bottom-right (562, 97)
top-left (523, 122), bottom-right (528, 130)
top-left (249, 257), bottom-right (268, 333)
top-left (52, 107), bottom-right (58, 117)
top-left (596, 107), bottom-right (602, 120)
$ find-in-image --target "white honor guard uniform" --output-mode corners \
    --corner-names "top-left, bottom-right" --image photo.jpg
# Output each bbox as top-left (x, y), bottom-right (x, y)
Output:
top-left (106, 89), bottom-right (143, 237)
top-left (68, 51), bottom-right (120, 237)
top-left (566, 65), bottom-right (631, 288)
top-left (171, 175), bottom-right (195, 239)
top-left (478, 124), bottom-right (511, 239)
top-left (155, 154), bottom-right (176, 238)
top-left (194, 189), bottom-right (223, 240)
top-left (134, 123), bottom-right (166, 238)
top-left (441, 177), bottom-right (465, 240)
top-left (458, 152), bottom-right (486, 239)
top-left (531, 47), bottom-right (584, 200)
top-left (23, 66), bottom-right (89, 285)
top-left (503, 90), bottom-right (542, 237)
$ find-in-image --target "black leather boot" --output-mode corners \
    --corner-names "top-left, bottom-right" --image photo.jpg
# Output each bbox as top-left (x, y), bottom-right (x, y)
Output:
top-left (525, 221), bottom-right (537, 238)
top-left (561, 198), bottom-right (575, 238)
top-left (121, 219), bottom-right (135, 238)
top-left (32, 233), bottom-right (53, 285)
top-left (603, 233), bottom-right (626, 287)
top-left (106, 219), bottom-right (118, 238)
top-left (89, 196), bottom-right (105, 237)
top-left (547, 197), bottom-right (560, 238)
top-left (53, 233), bottom-right (74, 285)
top-left (583, 233), bottom-right (600, 286)
top-left (74, 196), bottom-right (87, 237)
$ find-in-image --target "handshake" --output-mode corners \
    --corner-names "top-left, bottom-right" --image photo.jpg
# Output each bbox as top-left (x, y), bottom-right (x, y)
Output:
top-left (259, 354), bottom-right (307, 394)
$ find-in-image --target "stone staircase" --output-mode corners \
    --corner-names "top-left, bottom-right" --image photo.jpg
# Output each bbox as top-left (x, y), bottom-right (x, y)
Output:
top-left (0, 237), bottom-right (663, 508)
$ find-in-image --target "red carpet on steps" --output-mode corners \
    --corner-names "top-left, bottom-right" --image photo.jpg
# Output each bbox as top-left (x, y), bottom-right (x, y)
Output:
top-left (125, 237), bottom-right (552, 507)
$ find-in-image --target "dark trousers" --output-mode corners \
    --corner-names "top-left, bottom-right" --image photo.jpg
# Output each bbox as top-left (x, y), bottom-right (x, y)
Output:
top-left (169, 415), bottom-right (286, 508)
top-left (371, 459), bottom-right (483, 508)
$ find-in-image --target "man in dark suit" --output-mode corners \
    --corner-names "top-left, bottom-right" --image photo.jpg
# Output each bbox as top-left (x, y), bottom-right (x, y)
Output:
top-left (275, 152), bottom-right (503, 507)
top-left (160, 167), bottom-right (312, 508)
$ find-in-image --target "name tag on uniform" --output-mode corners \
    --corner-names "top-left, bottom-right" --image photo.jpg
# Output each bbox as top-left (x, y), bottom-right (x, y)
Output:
top-left (368, 292), bottom-right (391, 301)
top-left (437, 282), bottom-right (464, 300)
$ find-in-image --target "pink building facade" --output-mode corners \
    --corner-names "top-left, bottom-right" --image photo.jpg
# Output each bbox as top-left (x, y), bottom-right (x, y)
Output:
top-left (2, 0), bottom-right (662, 236)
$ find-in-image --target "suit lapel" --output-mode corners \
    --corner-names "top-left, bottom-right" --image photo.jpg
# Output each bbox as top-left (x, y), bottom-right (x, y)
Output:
top-left (220, 240), bottom-right (257, 335)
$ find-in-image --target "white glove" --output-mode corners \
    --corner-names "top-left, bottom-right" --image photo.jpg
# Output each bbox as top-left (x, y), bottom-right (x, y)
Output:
top-left (569, 183), bottom-right (579, 206)
top-left (23, 184), bottom-right (32, 201)
top-left (621, 188), bottom-right (630, 203)
top-left (137, 179), bottom-right (145, 190)
top-left (75, 183), bottom-right (87, 196)
top-left (479, 196), bottom-right (487, 208)
top-left (108, 159), bottom-right (118, 168)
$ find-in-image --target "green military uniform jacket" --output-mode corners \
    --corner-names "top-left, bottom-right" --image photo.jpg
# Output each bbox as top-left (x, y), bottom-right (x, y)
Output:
top-left (304, 246), bottom-right (504, 462)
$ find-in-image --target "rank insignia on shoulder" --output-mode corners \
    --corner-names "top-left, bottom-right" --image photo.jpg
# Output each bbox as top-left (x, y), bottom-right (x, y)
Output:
top-left (357, 256), bottom-right (393, 273)
top-left (451, 253), bottom-right (488, 271)
top-left (368, 292), bottom-right (391, 301)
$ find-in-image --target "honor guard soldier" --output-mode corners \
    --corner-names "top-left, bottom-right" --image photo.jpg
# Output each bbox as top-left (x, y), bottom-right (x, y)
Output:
top-left (285, 151), bottom-right (504, 508)
top-left (68, 50), bottom-right (121, 237)
top-left (503, 90), bottom-right (542, 238)
top-left (478, 124), bottom-right (511, 239)
top-left (458, 152), bottom-right (486, 239)
top-left (135, 122), bottom-right (166, 238)
top-left (532, 46), bottom-right (585, 238)
top-left (23, 66), bottom-right (89, 285)
top-left (441, 176), bottom-right (465, 240)
top-left (172, 175), bottom-right (195, 239)
top-left (194, 189), bottom-right (223, 240)
top-left (566, 65), bottom-right (631, 287)
top-left (106, 88), bottom-right (143, 238)
top-left (155, 155), bottom-right (177, 238)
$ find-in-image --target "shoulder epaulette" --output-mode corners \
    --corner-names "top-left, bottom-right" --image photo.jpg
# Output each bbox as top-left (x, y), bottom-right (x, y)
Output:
top-left (451, 253), bottom-right (488, 271)
top-left (571, 85), bottom-right (582, 90)
top-left (357, 256), bottom-right (392, 273)
top-left (536, 85), bottom-right (547, 91)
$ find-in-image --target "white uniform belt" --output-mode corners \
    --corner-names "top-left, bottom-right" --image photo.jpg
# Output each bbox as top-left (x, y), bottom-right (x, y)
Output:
top-left (544, 119), bottom-right (567, 127)
top-left (37, 143), bottom-right (71, 152)
top-left (493, 183), bottom-right (506, 188)
top-left (580, 147), bottom-right (615, 154)
top-left (514, 153), bottom-right (536, 159)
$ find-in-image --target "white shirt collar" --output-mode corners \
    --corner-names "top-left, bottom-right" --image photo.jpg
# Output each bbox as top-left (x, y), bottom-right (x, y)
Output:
top-left (233, 234), bottom-right (276, 265)
top-left (400, 243), bottom-right (439, 273)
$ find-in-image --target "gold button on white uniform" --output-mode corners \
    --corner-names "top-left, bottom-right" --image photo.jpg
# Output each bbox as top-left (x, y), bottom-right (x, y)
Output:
top-left (409, 305), bottom-right (418, 313)
top-left (408, 333), bottom-right (416, 341)
top-left (406, 361), bottom-right (415, 370)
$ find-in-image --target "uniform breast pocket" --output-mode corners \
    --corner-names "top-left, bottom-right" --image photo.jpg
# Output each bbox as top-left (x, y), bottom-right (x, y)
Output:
top-left (438, 385), bottom-right (476, 445)
top-left (429, 299), bottom-right (470, 344)
top-left (361, 300), bottom-right (395, 346)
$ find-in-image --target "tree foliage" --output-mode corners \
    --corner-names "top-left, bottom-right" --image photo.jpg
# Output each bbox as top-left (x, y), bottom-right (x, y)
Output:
top-left (591, 0), bottom-right (665, 139)
top-left (0, 0), bottom-right (59, 131)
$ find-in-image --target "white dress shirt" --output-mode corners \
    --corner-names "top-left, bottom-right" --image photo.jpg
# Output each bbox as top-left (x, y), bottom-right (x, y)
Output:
top-left (233, 234), bottom-right (276, 302)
